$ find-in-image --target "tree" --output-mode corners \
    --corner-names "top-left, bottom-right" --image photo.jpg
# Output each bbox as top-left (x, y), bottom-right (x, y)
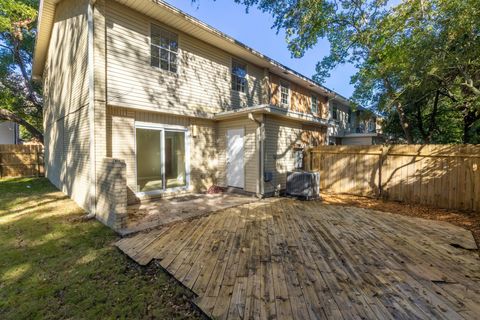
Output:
top-left (226, 0), bottom-right (480, 143)
top-left (0, 0), bottom-right (43, 143)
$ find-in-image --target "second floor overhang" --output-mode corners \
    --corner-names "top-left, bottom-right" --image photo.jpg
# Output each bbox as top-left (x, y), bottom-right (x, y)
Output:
top-left (214, 104), bottom-right (329, 126)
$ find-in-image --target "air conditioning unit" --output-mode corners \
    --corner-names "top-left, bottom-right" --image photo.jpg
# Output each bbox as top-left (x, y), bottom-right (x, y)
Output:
top-left (286, 171), bottom-right (320, 200)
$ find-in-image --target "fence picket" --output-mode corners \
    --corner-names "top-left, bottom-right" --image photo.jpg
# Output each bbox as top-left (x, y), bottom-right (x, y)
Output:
top-left (0, 145), bottom-right (44, 178)
top-left (308, 145), bottom-right (480, 212)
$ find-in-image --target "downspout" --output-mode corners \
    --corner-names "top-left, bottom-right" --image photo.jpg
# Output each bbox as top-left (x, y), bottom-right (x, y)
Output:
top-left (87, 0), bottom-right (97, 217)
top-left (248, 112), bottom-right (264, 198)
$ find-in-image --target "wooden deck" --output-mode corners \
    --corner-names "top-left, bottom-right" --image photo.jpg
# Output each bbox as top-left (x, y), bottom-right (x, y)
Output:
top-left (116, 199), bottom-right (480, 319)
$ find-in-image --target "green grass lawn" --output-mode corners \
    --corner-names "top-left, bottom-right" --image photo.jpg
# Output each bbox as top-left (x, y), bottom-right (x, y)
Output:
top-left (0, 178), bottom-right (204, 319)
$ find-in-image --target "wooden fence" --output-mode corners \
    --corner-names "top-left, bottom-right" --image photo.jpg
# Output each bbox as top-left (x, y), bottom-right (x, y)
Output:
top-left (0, 145), bottom-right (44, 178)
top-left (306, 145), bottom-right (480, 212)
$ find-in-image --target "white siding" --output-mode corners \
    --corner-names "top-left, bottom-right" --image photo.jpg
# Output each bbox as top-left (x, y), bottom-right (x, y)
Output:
top-left (43, 0), bottom-right (90, 210)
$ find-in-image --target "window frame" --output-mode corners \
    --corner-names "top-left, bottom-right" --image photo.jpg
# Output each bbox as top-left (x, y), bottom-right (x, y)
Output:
top-left (231, 58), bottom-right (248, 94)
top-left (150, 23), bottom-right (179, 74)
top-left (311, 95), bottom-right (318, 114)
top-left (279, 81), bottom-right (290, 106)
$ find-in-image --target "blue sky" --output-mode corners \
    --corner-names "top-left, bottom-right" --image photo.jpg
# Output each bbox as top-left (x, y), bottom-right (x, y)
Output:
top-left (167, 0), bottom-right (357, 98)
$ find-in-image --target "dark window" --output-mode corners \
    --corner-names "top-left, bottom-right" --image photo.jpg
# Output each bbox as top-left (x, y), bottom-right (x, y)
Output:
top-left (151, 24), bottom-right (178, 73)
top-left (231, 60), bottom-right (247, 93)
top-left (348, 109), bottom-right (352, 124)
top-left (332, 104), bottom-right (338, 120)
top-left (311, 96), bottom-right (318, 113)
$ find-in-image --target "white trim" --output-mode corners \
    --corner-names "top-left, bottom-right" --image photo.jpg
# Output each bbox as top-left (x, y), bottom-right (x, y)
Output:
top-left (134, 121), bottom-right (190, 195)
top-left (231, 57), bottom-right (248, 95)
top-left (279, 80), bottom-right (290, 107)
top-left (149, 22), bottom-right (180, 75)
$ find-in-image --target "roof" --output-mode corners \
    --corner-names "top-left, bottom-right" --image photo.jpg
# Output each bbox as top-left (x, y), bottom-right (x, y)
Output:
top-left (32, 0), bottom-right (351, 105)
top-left (214, 104), bottom-right (329, 126)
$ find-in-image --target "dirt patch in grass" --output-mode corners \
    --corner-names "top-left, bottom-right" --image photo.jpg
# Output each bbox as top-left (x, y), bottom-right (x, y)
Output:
top-left (0, 178), bottom-right (205, 320)
top-left (321, 193), bottom-right (480, 254)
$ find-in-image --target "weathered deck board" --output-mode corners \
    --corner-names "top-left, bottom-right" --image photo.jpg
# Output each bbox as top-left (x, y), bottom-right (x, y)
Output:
top-left (116, 198), bottom-right (480, 320)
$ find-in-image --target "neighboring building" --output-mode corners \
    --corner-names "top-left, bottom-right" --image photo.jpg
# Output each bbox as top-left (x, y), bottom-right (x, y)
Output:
top-left (32, 0), bottom-right (351, 229)
top-left (327, 101), bottom-right (383, 145)
top-left (0, 121), bottom-right (20, 145)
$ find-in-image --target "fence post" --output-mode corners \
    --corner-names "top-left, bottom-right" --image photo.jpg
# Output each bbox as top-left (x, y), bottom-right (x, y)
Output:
top-left (36, 147), bottom-right (40, 177)
top-left (378, 145), bottom-right (391, 199)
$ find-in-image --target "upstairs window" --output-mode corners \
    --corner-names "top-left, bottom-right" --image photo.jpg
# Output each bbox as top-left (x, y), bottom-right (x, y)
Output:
top-left (311, 95), bottom-right (318, 114)
top-left (280, 81), bottom-right (290, 106)
top-left (151, 24), bottom-right (178, 73)
top-left (332, 104), bottom-right (338, 120)
top-left (231, 59), bottom-right (247, 93)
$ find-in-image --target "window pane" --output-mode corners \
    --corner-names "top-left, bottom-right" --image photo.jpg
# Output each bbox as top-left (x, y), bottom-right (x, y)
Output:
top-left (169, 52), bottom-right (177, 65)
top-left (170, 39), bottom-right (178, 51)
top-left (160, 59), bottom-right (169, 71)
top-left (151, 24), bottom-right (178, 73)
top-left (231, 60), bottom-right (247, 92)
top-left (160, 35), bottom-right (169, 49)
top-left (151, 56), bottom-right (159, 68)
top-left (311, 96), bottom-right (318, 113)
top-left (160, 48), bottom-right (168, 60)
top-left (136, 129), bottom-right (163, 192)
top-left (165, 131), bottom-right (186, 188)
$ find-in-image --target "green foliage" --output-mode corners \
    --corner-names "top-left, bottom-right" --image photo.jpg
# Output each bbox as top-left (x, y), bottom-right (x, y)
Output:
top-left (0, 0), bottom-right (43, 142)
top-left (229, 0), bottom-right (480, 143)
top-left (0, 178), bottom-right (202, 319)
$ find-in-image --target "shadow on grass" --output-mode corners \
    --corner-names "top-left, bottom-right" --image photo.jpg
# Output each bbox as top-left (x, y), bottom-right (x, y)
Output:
top-left (0, 178), bottom-right (205, 320)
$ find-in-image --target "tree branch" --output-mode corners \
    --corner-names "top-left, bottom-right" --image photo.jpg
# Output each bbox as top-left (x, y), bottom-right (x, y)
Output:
top-left (0, 108), bottom-right (43, 143)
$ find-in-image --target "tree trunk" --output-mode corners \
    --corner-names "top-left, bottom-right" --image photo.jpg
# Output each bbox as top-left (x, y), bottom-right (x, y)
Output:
top-left (395, 102), bottom-right (414, 144)
top-left (0, 109), bottom-right (43, 144)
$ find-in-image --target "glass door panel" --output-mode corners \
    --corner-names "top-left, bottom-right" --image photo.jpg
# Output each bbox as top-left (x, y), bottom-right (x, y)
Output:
top-left (136, 128), bottom-right (163, 192)
top-left (165, 131), bottom-right (186, 189)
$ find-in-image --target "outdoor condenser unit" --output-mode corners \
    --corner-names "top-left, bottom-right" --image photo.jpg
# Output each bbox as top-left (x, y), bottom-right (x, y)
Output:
top-left (286, 171), bottom-right (320, 200)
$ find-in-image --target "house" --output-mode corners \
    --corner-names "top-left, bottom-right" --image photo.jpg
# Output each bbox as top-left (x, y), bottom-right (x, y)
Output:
top-left (0, 121), bottom-right (20, 145)
top-left (32, 0), bottom-right (351, 230)
top-left (327, 102), bottom-right (383, 145)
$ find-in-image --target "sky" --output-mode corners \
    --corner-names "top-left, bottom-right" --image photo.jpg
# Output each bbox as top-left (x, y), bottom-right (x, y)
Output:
top-left (166, 0), bottom-right (358, 98)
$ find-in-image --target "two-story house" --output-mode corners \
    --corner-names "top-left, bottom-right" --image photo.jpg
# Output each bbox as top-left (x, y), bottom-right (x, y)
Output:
top-left (328, 102), bottom-right (383, 145)
top-left (33, 0), bottom-right (349, 229)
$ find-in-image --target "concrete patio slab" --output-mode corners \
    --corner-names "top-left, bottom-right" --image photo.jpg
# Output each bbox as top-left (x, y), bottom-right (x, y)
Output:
top-left (120, 193), bottom-right (258, 235)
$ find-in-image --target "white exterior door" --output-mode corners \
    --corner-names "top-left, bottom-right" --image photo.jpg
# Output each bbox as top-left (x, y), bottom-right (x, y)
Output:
top-left (226, 128), bottom-right (245, 189)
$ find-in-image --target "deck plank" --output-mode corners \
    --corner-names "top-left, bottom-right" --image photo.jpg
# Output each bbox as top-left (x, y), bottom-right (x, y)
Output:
top-left (116, 198), bottom-right (480, 320)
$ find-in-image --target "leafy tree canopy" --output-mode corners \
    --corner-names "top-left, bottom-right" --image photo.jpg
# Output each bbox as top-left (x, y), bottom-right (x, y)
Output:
top-left (0, 0), bottom-right (42, 143)
top-left (226, 0), bottom-right (480, 143)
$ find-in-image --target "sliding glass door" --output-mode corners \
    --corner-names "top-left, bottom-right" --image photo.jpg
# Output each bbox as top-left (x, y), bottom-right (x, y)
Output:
top-left (136, 124), bottom-right (188, 193)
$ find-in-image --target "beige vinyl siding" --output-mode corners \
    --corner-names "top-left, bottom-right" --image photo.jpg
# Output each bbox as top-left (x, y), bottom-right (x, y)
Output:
top-left (107, 106), bottom-right (217, 203)
top-left (105, 1), bottom-right (263, 116)
top-left (216, 117), bottom-right (259, 193)
top-left (341, 136), bottom-right (374, 145)
top-left (43, 0), bottom-right (90, 210)
top-left (263, 115), bottom-right (326, 193)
